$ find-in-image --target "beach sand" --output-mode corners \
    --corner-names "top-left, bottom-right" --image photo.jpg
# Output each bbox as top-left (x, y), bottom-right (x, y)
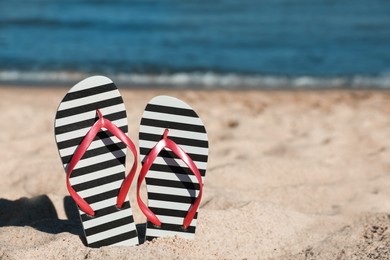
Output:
top-left (0, 87), bottom-right (390, 259)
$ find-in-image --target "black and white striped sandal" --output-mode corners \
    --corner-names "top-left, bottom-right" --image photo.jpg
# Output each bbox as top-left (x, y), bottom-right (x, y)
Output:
top-left (138, 96), bottom-right (209, 240)
top-left (54, 76), bottom-right (139, 247)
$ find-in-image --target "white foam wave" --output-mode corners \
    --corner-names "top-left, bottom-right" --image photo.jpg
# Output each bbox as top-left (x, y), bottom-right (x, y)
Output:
top-left (0, 70), bottom-right (87, 83)
top-left (1, 70), bottom-right (390, 89)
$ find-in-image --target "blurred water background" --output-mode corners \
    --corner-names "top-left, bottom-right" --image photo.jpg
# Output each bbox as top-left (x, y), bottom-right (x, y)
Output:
top-left (0, 0), bottom-right (389, 88)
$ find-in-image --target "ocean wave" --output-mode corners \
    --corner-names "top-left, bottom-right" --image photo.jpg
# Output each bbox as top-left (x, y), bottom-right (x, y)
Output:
top-left (1, 70), bottom-right (390, 89)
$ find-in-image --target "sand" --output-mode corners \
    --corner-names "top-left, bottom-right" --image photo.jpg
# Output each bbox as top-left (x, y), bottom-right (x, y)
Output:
top-left (0, 87), bottom-right (390, 259)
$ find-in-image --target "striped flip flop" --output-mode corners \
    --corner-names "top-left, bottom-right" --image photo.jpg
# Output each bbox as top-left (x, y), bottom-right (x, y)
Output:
top-left (138, 96), bottom-right (209, 240)
top-left (54, 76), bottom-right (139, 247)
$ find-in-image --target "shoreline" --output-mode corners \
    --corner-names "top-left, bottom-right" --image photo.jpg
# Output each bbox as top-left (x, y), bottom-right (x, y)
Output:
top-left (1, 70), bottom-right (390, 90)
top-left (2, 84), bottom-right (390, 92)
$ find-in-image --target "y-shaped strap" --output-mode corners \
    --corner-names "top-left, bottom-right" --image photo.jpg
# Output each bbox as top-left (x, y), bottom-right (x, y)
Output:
top-left (66, 109), bottom-right (138, 216)
top-left (137, 129), bottom-right (203, 229)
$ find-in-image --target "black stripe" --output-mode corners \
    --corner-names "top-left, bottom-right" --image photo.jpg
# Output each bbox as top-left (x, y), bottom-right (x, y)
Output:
top-left (139, 133), bottom-right (208, 148)
top-left (143, 158), bottom-right (206, 171)
top-left (70, 157), bottom-right (126, 178)
top-left (148, 207), bottom-right (198, 219)
top-left (88, 230), bottom-right (138, 248)
top-left (140, 148), bottom-right (208, 163)
top-left (55, 111), bottom-right (127, 135)
top-left (62, 142), bottom-right (126, 164)
top-left (83, 189), bottom-right (120, 204)
top-left (146, 221), bottom-right (196, 233)
top-left (148, 164), bottom-right (206, 177)
top-left (62, 83), bottom-right (117, 102)
top-left (56, 125), bottom-right (128, 150)
top-left (146, 177), bottom-right (200, 190)
top-left (56, 97), bottom-right (124, 119)
top-left (148, 192), bottom-right (196, 204)
top-left (145, 170), bottom-right (203, 185)
top-left (56, 118), bottom-right (94, 136)
top-left (73, 172), bottom-right (125, 192)
top-left (145, 104), bottom-right (198, 117)
top-left (84, 216), bottom-right (134, 237)
top-left (140, 118), bottom-right (206, 133)
top-left (80, 203), bottom-right (130, 222)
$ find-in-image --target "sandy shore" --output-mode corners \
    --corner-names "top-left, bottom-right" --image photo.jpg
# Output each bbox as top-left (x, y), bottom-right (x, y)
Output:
top-left (0, 87), bottom-right (390, 259)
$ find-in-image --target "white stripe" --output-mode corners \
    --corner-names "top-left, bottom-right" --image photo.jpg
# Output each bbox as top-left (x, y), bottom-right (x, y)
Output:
top-left (73, 151), bottom-right (125, 170)
top-left (69, 165), bottom-right (124, 185)
top-left (86, 223), bottom-right (136, 244)
top-left (59, 137), bottom-right (124, 158)
top-left (69, 76), bottom-right (113, 93)
top-left (111, 237), bottom-right (139, 246)
top-left (149, 96), bottom-right (191, 110)
top-left (146, 170), bottom-right (205, 184)
top-left (139, 156), bottom-right (207, 170)
top-left (142, 111), bottom-right (203, 126)
top-left (146, 228), bottom-right (195, 239)
top-left (79, 197), bottom-right (130, 215)
top-left (78, 180), bottom-right (123, 198)
top-left (149, 200), bottom-right (191, 211)
top-left (147, 185), bottom-right (200, 197)
top-left (139, 124), bottom-right (205, 136)
top-left (156, 215), bottom-right (197, 226)
top-left (85, 197), bottom-right (120, 212)
top-left (56, 118), bottom-right (128, 142)
top-left (58, 90), bottom-right (121, 111)
top-left (83, 207), bottom-right (134, 229)
top-left (139, 140), bottom-right (208, 156)
top-left (139, 125), bottom-right (208, 141)
top-left (56, 104), bottom-right (125, 127)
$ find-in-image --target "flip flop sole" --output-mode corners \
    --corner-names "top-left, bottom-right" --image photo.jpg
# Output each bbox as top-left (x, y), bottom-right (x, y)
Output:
top-left (139, 96), bottom-right (208, 240)
top-left (55, 76), bottom-right (138, 247)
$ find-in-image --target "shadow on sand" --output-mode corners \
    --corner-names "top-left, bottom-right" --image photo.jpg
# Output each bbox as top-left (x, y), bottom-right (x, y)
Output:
top-left (0, 195), bottom-right (149, 246)
top-left (0, 195), bottom-right (83, 239)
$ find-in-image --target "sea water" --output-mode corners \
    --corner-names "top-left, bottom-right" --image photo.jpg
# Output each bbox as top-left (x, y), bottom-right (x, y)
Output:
top-left (0, 0), bottom-right (389, 88)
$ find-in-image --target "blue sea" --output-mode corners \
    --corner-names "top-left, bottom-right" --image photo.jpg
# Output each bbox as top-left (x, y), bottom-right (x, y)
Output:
top-left (1, 0), bottom-right (390, 88)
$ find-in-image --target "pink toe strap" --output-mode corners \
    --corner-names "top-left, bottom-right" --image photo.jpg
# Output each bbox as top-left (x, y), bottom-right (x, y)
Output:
top-left (137, 129), bottom-right (203, 229)
top-left (66, 109), bottom-right (137, 216)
